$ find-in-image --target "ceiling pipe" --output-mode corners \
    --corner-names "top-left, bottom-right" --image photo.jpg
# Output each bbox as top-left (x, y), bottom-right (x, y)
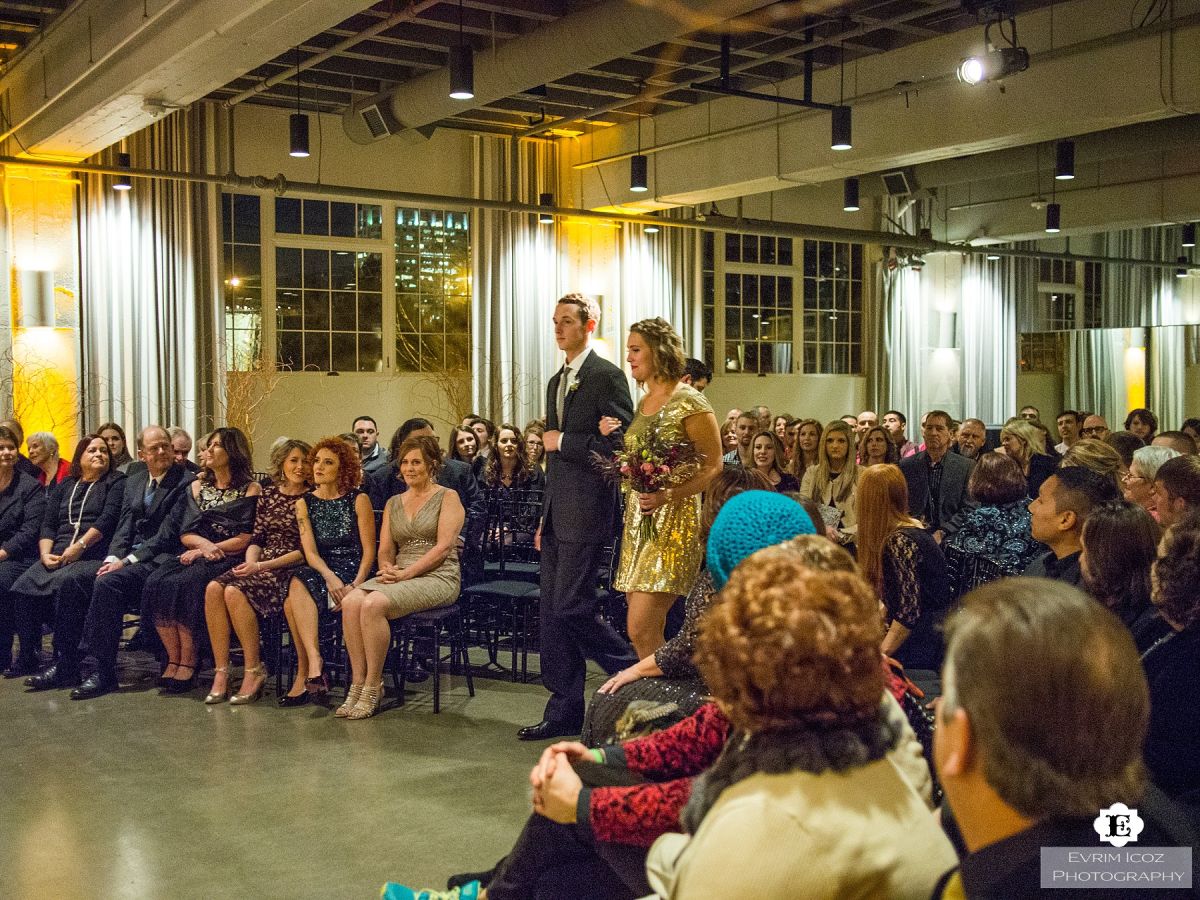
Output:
top-left (223, 0), bottom-right (443, 108)
top-left (342, 0), bottom-right (773, 144)
top-left (2, 155), bottom-right (1183, 271)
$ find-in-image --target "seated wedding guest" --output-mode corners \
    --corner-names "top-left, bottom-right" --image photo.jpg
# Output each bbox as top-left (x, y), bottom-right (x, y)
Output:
top-left (26, 432), bottom-right (70, 487)
top-left (752, 405), bottom-right (772, 433)
top-left (680, 357), bottom-right (711, 393)
top-left (523, 424), bottom-right (545, 470)
top-left (1023, 467), bottom-right (1119, 586)
top-left (771, 414), bottom-right (793, 445)
top-left (955, 417), bottom-right (987, 460)
top-left (167, 425), bottom-right (200, 473)
top-left (1080, 501), bottom-right (1167, 653)
top-left (1060, 436), bottom-right (1123, 490)
top-left (203, 439), bottom-right (310, 705)
top-left (585, 472), bottom-right (785, 743)
top-left (1153, 429), bottom-right (1197, 455)
top-left (749, 430), bottom-right (798, 492)
top-left (353, 415), bottom-right (390, 480)
top-left (1151, 453), bottom-right (1200, 528)
top-left (481, 423), bottom-right (546, 501)
top-left (899, 410), bottom-right (977, 539)
top-left (0, 418), bottom-right (40, 480)
top-left (944, 452), bottom-right (1045, 577)
top-left (1143, 515), bottom-right (1200, 801)
top-left (71, 426), bottom-right (192, 699)
top-left (1053, 409), bottom-right (1081, 454)
top-left (97, 421), bottom-right (134, 472)
top-left (720, 411), bottom-right (756, 467)
top-left (787, 417), bottom-right (821, 474)
top-left (858, 464), bottom-right (950, 670)
top-left (999, 417), bottom-right (1057, 499)
top-left (718, 418), bottom-right (738, 456)
top-left (1181, 417), bottom-right (1200, 445)
top-left (1018, 404), bottom-right (1039, 420)
top-left (467, 416), bottom-right (496, 472)
top-left (641, 557), bottom-right (956, 900)
top-left (799, 419), bottom-right (858, 545)
top-left (1125, 407), bottom-right (1159, 443)
top-left (0, 425), bottom-right (45, 676)
top-left (142, 428), bottom-right (260, 694)
top-left (1081, 413), bottom-right (1111, 441)
top-left (723, 407), bottom-right (742, 426)
top-left (1123, 444), bottom-right (1179, 516)
top-left (337, 436), bottom-right (462, 720)
top-left (859, 423), bottom-right (899, 466)
top-left (882, 409), bottom-right (917, 458)
top-left (12, 435), bottom-right (125, 690)
top-left (281, 437), bottom-right (375, 707)
top-left (447, 426), bottom-right (478, 467)
top-left (932, 578), bottom-right (1195, 899)
top-left (391, 539), bottom-right (941, 900)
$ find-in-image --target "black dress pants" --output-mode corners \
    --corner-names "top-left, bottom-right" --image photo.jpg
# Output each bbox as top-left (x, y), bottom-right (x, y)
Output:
top-left (14, 561), bottom-right (103, 673)
top-left (539, 536), bottom-right (637, 726)
top-left (0, 558), bottom-right (34, 666)
top-left (81, 562), bottom-right (155, 675)
top-left (486, 761), bottom-right (650, 900)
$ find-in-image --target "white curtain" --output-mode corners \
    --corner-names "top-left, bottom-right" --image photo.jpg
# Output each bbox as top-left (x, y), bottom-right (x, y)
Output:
top-left (78, 103), bottom-right (222, 444)
top-left (470, 135), bottom-right (561, 426)
top-left (1150, 326), bottom-right (1185, 430)
top-left (1065, 329), bottom-right (1133, 424)
top-left (961, 255), bottom-right (1018, 425)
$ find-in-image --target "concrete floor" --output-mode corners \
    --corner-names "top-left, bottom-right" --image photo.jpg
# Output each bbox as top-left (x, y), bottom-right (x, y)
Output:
top-left (0, 652), bottom-right (577, 899)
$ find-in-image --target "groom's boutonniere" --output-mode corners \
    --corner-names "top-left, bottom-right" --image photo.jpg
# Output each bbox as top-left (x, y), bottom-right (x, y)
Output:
top-left (567, 377), bottom-right (580, 394)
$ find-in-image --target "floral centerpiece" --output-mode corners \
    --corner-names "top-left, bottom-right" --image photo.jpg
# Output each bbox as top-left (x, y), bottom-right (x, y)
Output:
top-left (593, 419), bottom-right (700, 541)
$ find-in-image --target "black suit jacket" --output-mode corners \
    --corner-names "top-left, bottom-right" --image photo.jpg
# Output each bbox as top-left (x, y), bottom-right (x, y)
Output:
top-left (108, 463), bottom-right (194, 562)
top-left (543, 350), bottom-right (634, 544)
top-left (898, 450), bottom-right (977, 535)
top-left (0, 471), bottom-right (45, 560)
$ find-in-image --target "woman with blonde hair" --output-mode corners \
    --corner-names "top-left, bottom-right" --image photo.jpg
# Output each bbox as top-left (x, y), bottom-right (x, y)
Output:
top-left (798, 419), bottom-right (858, 545)
top-left (856, 463), bottom-right (950, 669)
top-left (1060, 437), bottom-right (1123, 491)
top-left (1000, 417), bottom-right (1058, 499)
top-left (607, 317), bottom-right (723, 659)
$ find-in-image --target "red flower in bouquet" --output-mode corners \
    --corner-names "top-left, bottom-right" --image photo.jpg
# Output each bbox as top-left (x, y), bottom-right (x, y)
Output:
top-left (593, 420), bottom-right (700, 540)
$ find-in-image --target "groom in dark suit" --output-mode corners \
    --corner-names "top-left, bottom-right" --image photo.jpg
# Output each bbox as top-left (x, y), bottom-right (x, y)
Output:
top-left (519, 293), bottom-right (638, 740)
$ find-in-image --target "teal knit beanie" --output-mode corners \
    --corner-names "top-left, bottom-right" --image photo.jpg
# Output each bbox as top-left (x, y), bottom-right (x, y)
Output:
top-left (706, 490), bottom-right (816, 590)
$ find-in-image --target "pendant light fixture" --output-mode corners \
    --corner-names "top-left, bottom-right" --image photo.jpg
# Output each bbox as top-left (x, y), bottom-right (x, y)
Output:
top-left (1045, 202), bottom-right (1061, 233)
top-left (630, 112), bottom-right (648, 192)
top-left (1054, 140), bottom-right (1075, 180)
top-left (113, 152), bottom-right (132, 190)
top-left (643, 218), bottom-right (660, 233)
top-left (1177, 256), bottom-right (1190, 278)
top-left (449, 0), bottom-right (474, 100)
top-left (831, 43), bottom-right (851, 150)
top-left (1183, 223), bottom-right (1196, 248)
top-left (842, 177), bottom-right (859, 212)
top-left (538, 192), bottom-right (554, 224)
top-left (289, 47), bottom-right (310, 158)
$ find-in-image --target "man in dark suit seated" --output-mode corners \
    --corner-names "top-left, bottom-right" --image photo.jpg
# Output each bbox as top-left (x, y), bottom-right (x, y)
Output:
top-left (518, 292), bottom-right (638, 741)
top-left (1022, 467), bottom-right (1118, 587)
top-left (932, 578), bottom-right (1196, 898)
top-left (71, 425), bottom-right (193, 699)
top-left (898, 409), bottom-right (977, 542)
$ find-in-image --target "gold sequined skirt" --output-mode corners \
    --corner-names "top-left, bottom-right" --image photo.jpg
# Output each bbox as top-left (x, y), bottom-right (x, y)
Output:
top-left (612, 492), bottom-right (703, 595)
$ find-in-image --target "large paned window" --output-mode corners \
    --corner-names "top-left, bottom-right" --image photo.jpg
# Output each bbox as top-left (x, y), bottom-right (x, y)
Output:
top-left (220, 194), bottom-right (263, 371)
top-left (703, 231), bottom-right (865, 376)
top-left (394, 208), bottom-right (471, 372)
top-left (219, 194), bottom-right (471, 375)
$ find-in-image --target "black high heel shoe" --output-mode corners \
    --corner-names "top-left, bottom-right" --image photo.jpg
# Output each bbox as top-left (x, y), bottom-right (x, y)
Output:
top-left (304, 667), bottom-right (329, 696)
top-left (163, 663), bottom-right (196, 694)
top-left (157, 660), bottom-right (180, 689)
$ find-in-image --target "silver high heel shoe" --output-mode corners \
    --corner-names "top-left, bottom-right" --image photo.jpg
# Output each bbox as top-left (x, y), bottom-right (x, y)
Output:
top-left (229, 664), bottom-right (267, 705)
top-left (204, 666), bottom-right (230, 705)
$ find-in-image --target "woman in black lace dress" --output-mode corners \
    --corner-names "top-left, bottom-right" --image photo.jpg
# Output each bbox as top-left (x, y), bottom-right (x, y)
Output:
top-left (204, 439), bottom-right (310, 705)
top-left (143, 428), bottom-right (260, 694)
top-left (280, 437), bottom-right (375, 707)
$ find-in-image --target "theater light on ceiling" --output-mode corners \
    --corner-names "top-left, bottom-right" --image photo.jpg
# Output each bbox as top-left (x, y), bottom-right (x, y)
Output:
top-left (957, 9), bottom-right (1029, 85)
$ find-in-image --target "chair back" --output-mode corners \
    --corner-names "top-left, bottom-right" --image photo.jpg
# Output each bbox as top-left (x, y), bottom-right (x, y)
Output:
top-left (943, 543), bottom-right (976, 600)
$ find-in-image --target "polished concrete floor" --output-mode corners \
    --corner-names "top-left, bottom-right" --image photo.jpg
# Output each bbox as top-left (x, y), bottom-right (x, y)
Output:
top-left (0, 651), bottom-right (578, 899)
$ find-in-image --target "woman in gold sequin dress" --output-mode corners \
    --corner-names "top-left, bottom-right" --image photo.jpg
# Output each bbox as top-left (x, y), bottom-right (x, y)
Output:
top-left (604, 318), bottom-right (723, 659)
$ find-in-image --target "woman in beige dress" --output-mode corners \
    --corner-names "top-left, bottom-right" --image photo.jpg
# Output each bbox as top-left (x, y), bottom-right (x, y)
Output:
top-left (337, 435), bottom-right (464, 720)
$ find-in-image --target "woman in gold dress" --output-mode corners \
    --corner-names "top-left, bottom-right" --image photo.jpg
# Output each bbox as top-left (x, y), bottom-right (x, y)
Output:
top-left (603, 318), bottom-right (723, 659)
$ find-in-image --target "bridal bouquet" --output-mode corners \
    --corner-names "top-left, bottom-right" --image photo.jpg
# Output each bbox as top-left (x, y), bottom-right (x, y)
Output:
top-left (593, 420), bottom-right (700, 541)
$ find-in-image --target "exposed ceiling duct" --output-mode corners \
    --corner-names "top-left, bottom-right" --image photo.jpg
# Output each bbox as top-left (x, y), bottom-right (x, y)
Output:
top-left (342, 0), bottom-right (774, 144)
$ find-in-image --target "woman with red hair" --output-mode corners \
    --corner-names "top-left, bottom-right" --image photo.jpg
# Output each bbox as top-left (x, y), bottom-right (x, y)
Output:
top-left (279, 437), bottom-right (376, 707)
top-left (856, 463), bottom-right (951, 670)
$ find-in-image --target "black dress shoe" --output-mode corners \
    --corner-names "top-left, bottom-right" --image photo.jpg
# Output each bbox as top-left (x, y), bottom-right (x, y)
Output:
top-left (448, 862), bottom-right (501, 891)
top-left (70, 672), bottom-right (119, 700)
top-left (24, 663), bottom-right (81, 691)
top-left (517, 719), bottom-right (582, 741)
top-left (277, 691), bottom-right (311, 708)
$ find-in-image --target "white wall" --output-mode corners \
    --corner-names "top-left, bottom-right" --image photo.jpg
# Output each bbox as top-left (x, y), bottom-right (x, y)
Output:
top-left (1015, 373), bottom-right (1065, 424)
top-left (703, 374), bottom-right (867, 426)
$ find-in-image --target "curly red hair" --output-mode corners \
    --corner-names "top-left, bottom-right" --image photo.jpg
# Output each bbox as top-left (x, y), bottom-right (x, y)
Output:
top-left (696, 548), bottom-right (884, 732)
top-left (308, 436), bottom-right (362, 493)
